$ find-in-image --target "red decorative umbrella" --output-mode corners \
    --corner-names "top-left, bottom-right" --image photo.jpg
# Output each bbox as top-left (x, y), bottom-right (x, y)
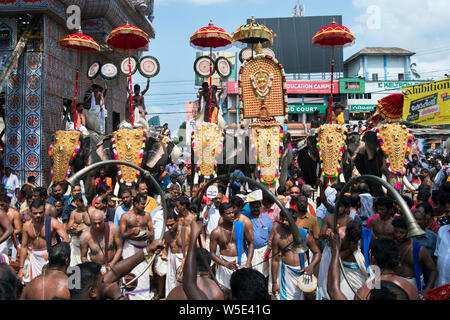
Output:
top-left (375, 93), bottom-right (404, 123)
top-left (106, 25), bottom-right (149, 126)
top-left (190, 20), bottom-right (232, 122)
top-left (312, 18), bottom-right (355, 124)
top-left (58, 30), bottom-right (100, 130)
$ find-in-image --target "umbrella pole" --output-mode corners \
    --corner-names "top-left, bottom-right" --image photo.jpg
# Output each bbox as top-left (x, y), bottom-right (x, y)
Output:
top-left (128, 50), bottom-right (134, 127)
top-left (209, 47), bottom-right (212, 123)
top-left (74, 51), bottom-right (79, 130)
top-left (329, 45), bottom-right (335, 124)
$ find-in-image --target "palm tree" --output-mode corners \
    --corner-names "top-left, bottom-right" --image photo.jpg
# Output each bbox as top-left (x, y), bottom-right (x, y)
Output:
top-left (410, 62), bottom-right (420, 79)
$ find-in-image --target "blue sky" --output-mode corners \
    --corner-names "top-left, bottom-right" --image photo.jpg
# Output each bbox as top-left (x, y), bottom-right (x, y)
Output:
top-left (134, 0), bottom-right (450, 134)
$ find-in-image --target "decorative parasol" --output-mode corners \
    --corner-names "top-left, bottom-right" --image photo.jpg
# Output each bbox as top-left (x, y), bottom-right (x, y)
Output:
top-left (58, 30), bottom-right (100, 130)
top-left (312, 18), bottom-right (355, 124)
top-left (106, 24), bottom-right (149, 126)
top-left (190, 20), bottom-right (232, 123)
top-left (375, 93), bottom-right (404, 123)
top-left (233, 16), bottom-right (274, 46)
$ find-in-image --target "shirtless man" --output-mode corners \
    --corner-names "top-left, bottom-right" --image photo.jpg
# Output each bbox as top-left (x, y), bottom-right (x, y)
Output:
top-left (18, 200), bottom-right (69, 284)
top-left (0, 195), bottom-right (21, 261)
top-left (32, 187), bottom-right (57, 220)
top-left (271, 209), bottom-right (321, 300)
top-left (326, 232), bottom-right (419, 300)
top-left (120, 193), bottom-right (154, 300)
top-left (160, 211), bottom-right (191, 297)
top-left (392, 216), bottom-right (437, 297)
top-left (166, 218), bottom-right (225, 300)
top-left (80, 209), bottom-right (122, 272)
top-left (67, 194), bottom-right (91, 267)
top-left (317, 187), bottom-right (353, 300)
top-left (174, 196), bottom-right (196, 227)
top-left (20, 242), bottom-right (71, 300)
top-left (210, 202), bottom-right (253, 290)
top-left (52, 198), bottom-right (64, 222)
top-left (369, 197), bottom-right (395, 239)
top-left (0, 197), bottom-right (14, 261)
top-left (229, 195), bottom-right (255, 262)
top-left (128, 79), bottom-right (150, 116)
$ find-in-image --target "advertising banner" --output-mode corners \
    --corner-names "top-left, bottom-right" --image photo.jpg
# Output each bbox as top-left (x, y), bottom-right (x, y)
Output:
top-left (402, 79), bottom-right (450, 125)
top-left (349, 104), bottom-right (376, 112)
top-left (227, 80), bottom-right (339, 95)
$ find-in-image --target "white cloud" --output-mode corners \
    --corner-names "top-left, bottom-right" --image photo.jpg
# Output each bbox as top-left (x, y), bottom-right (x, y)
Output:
top-left (349, 0), bottom-right (450, 79)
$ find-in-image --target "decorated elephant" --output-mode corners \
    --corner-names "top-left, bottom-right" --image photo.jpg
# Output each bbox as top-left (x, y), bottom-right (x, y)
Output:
top-left (296, 127), bottom-right (360, 188)
top-left (354, 124), bottom-right (416, 197)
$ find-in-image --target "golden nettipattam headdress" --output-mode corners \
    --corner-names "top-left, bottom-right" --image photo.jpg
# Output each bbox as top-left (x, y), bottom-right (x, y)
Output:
top-left (315, 124), bottom-right (348, 179)
top-left (375, 124), bottom-right (414, 176)
top-left (238, 47), bottom-right (287, 120)
top-left (192, 122), bottom-right (224, 179)
top-left (111, 128), bottom-right (147, 186)
top-left (49, 130), bottom-right (83, 183)
top-left (249, 119), bottom-right (283, 185)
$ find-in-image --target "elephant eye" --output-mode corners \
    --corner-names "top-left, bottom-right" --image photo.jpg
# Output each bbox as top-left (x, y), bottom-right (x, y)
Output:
top-left (135, 133), bottom-right (140, 138)
top-left (117, 134), bottom-right (121, 139)
top-left (71, 137), bottom-right (75, 141)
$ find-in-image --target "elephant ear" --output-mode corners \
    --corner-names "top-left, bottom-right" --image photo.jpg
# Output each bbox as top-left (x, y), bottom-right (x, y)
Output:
top-left (145, 136), bottom-right (165, 169)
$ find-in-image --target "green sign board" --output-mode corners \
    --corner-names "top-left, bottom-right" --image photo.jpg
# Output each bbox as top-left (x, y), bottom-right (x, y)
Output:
top-left (350, 105), bottom-right (376, 112)
top-left (339, 78), bottom-right (365, 94)
top-left (288, 105), bottom-right (326, 114)
top-left (376, 82), bottom-right (422, 89)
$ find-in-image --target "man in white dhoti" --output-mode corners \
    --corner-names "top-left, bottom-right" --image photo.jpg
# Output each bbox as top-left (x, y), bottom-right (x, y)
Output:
top-left (120, 194), bottom-right (155, 300)
top-left (242, 193), bottom-right (273, 279)
top-left (158, 211), bottom-right (190, 297)
top-left (17, 200), bottom-right (69, 284)
top-left (210, 203), bottom-right (252, 289)
top-left (271, 209), bottom-right (321, 300)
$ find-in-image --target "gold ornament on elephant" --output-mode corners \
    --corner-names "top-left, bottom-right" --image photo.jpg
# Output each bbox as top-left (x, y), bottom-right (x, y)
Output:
top-left (315, 124), bottom-right (348, 178)
top-left (249, 121), bottom-right (283, 185)
top-left (376, 124), bottom-right (413, 176)
top-left (112, 128), bottom-right (147, 186)
top-left (193, 123), bottom-right (224, 178)
top-left (49, 130), bottom-right (83, 183)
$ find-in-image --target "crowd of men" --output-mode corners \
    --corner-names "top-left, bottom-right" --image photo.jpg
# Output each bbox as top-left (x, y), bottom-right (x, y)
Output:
top-left (0, 147), bottom-right (448, 301)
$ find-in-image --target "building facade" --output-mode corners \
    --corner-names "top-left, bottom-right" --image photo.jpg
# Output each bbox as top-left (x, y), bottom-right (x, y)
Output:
top-left (0, 0), bottom-right (154, 186)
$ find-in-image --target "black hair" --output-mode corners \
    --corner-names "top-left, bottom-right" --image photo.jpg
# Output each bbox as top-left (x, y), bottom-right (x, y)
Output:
top-left (133, 193), bottom-right (146, 205)
top-left (95, 184), bottom-right (109, 196)
top-left (166, 210), bottom-right (178, 221)
top-left (277, 186), bottom-right (286, 196)
top-left (195, 248), bottom-right (211, 273)
top-left (230, 268), bottom-right (269, 300)
top-left (0, 263), bottom-right (19, 292)
top-left (369, 280), bottom-right (409, 300)
top-left (262, 192), bottom-right (274, 204)
top-left (30, 199), bottom-right (45, 210)
top-left (48, 242), bottom-right (71, 268)
top-left (401, 195), bottom-right (414, 208)
top-left (371, 238), bottom-right (399, 269)
top-left (27, 176), bottom-right (36, 182)
top-left (69, 262), bottom-right (102, 300)
top-left (21, 184), bottom-right (34, 199)
top-left (73, 193), bottom-right (83, 203)
top-left (331, 182), bottom-right (345, 193)
top-left (377, 196), bottom-right (394, 210)
top-left (358, 182), bottom-right (370, 194)
top-left (392, 216), bottom-right (408, 230)
top-left (219, 202), bottom-right (233, 215)
top-left (338, 195), bottom-right (352, 209)
top-left (52, 182), bottom-right (62, 189)
top-left (286, 208), bottom-right (298, 220)
top-left (230, 196), bottom-right (244, 209)
top-left (136, 181), bottom-right (147, 190)
top-left (175, 196), bottom-right (190, 208)
top-left (120, 188), bottom-right (132, 197)
top-left (417, 189), bottom-right (431, 203)
top-left (0, 280), bottom-right (17, 300)
top-left (217, 183), bottom-right (227, 195)
top-left (190, 197), bottom-right (201, 213)
top-left (134, 84), bottom-right (140, 91)
top-left (345, 219), bottom-right (362, 244)
top-left (437, 192), bottom-right (450, 205)
top-left (350, 193), bottom-right (360, 207)
top-left (0, 195), bottom-right (10, 203)
top-left (166, 199), bottom-right (176, 211)
top-left (34, 186), bottom-right (47, 200)
top-left (417, 202), bottom-right (433, 216)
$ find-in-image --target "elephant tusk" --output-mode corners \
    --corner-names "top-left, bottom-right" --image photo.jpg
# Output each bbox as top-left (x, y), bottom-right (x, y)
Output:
top-left (381, 174), bottom-right (387, 195)
top-left (339, 173), bottom-right (345, 183)
top-left (403, 175), bottom-right (416, 191)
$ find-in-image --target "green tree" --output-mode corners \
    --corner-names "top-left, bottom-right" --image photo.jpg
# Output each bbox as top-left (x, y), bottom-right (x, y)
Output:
top-left (410, 63), bottom-right (420, 79)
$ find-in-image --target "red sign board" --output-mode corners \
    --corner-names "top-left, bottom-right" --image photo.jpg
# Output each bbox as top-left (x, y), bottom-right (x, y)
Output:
top-left (227, 80), bottom-right (340, 95)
